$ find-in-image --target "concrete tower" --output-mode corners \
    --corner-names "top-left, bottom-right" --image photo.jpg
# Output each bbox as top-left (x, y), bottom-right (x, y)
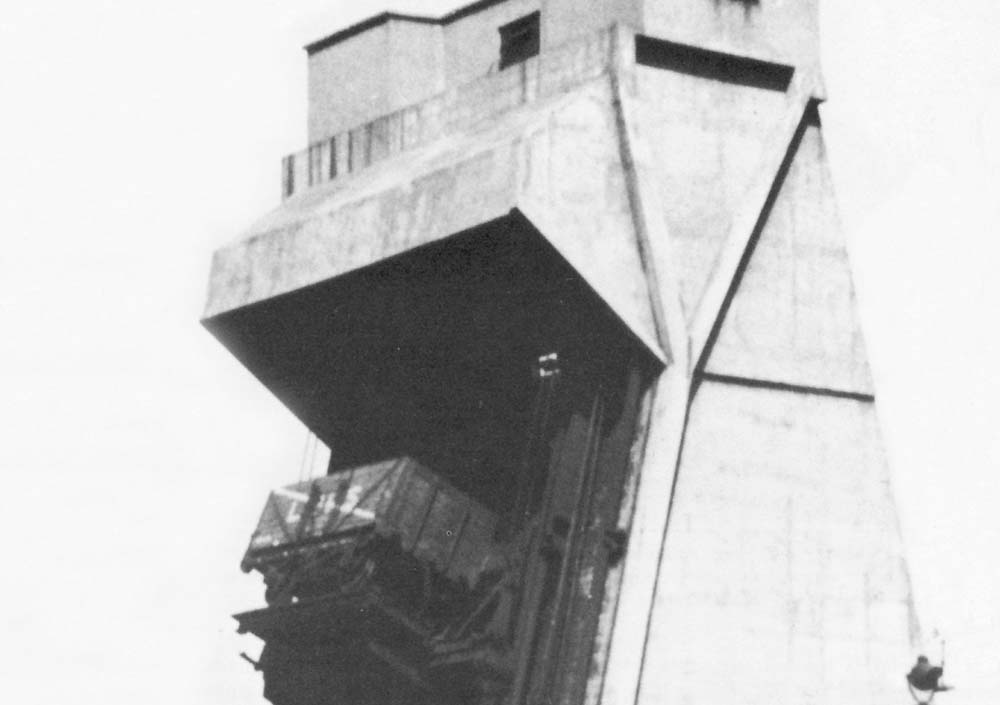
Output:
top-left (203, 1), bottom-right (920, 704)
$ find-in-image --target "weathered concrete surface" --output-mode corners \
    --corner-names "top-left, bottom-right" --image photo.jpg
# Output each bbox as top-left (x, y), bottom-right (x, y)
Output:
top-left (288, 28), bottom-right (617, 199)
top-left (443, 0), bottom-right (541, 86)
top-left (636, 382), bottom-right (917, 705)
top-left (304, 0), bottom-right (821, 147)
top-left (642, 0), bottom-right (821, 70)
top-left (307, 20), bottom-right (445, 144)
top-left (602, 55), bottom-right (911, 705)
top-left (542, 0), bottom-right (641, 50)
top-left (205, 122), bottom-right (521, 317)
top-left (514, 78), bottom-right (662, 360)
top-left (306, 0), bottom-right (543, 141)
top-left (704, 121), bottom-right (875, 395)
top-left (685, 67), bottom-right (819, 370)
top-left (594, 41), bottom-right (911, 705)
top-left (206, 71), bottom-right (665, 362)
top-left (633, 63), bottom-right (789, 321)
top-left (598, 363), bottom-right (691, 705)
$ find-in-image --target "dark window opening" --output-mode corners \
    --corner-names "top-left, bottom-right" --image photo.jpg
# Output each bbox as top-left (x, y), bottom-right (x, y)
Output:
top-left (635, 35), bottom-right (794, 92)
top-left (499, 12), bottom-right (540, 70)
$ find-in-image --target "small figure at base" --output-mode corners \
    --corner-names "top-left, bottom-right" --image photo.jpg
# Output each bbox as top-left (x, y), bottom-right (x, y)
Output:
top-left (908, 655), bottom-right (952, 692)
top-left (907, 654), bottom-right (954, 704)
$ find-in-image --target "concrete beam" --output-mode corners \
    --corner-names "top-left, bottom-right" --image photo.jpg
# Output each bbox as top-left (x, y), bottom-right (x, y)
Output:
top-left (689, 68), bottom-right (820, 374)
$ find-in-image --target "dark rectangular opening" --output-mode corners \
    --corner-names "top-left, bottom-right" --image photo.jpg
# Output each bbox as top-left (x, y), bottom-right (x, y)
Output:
top-left (499, 12), bottom-right (540, 70)
top-left (635, 35), bottom-right (793, 92)
top-left (282, 155), bottom-right (295, 198)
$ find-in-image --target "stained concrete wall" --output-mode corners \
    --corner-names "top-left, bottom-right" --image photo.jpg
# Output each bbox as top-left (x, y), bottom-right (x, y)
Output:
top-left (704, 121), bottom-right (874, 395)
top-left (642, 0), bottom-right (820, 69)
top-left (386, 21), bottom-right (446, 126)
top-left (637, 382), bottom-right (916, 705)
top-left (286, 26), bottom-right (617, 199)
top-left (633, 64), bottom-right (788, 319)
top-left (206, 60), bottom-right (663, 362)
top-left (307, 20), bottom-right (444, 143)
top-left (618, 45), bottom-right (912, 704)
top-left (443, 0), bottom-right (540, 86)
top-left (306, 0), bottom-right (820, 144)
top-left (306, 0), bottom-right (542, 143)
top-left (544, 0), bottom-right (819, 64)
top-left (307, 24), bottom-right (391, 143)
top-left (541, 0), bottom-right (640, 50)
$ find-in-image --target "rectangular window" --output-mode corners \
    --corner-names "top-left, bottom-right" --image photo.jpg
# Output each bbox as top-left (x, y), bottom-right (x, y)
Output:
top-left (499, 12), bottom-right (540, 70)
top-left (634, 35), bottom-right (793, 92)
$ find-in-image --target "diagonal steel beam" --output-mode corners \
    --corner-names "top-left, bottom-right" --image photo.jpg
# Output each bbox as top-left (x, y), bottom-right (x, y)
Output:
top-left (689, 68), bottom-right (821, 376)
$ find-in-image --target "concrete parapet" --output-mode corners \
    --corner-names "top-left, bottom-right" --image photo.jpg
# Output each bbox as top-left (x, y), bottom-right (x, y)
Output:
top-left (282, 27), bottom-right (617, 200)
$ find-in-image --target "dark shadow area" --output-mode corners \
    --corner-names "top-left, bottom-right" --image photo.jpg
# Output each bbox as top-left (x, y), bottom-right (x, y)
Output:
top-left (204, 212), bottom-right (656, 515)
top-left (216, 212), bottom-right (661, 705)
top-left (635, 34), bottom-right (793, 92)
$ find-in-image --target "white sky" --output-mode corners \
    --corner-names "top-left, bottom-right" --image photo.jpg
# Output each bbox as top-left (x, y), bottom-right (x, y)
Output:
top-left (0, 1), bottom-right (997, 703)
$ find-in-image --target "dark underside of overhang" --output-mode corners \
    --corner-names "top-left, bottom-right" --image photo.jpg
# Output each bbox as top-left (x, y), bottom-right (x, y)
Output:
top-left (203, 213), bottom-right (658, 509)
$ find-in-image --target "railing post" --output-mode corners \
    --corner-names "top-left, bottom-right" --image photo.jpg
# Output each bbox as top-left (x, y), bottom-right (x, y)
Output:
top-left (281, 154), bottom-right (295, 199)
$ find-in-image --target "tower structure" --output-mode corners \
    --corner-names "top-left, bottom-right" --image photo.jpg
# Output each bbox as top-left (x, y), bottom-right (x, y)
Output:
top-left (203, 2), bottom-right (920, 704)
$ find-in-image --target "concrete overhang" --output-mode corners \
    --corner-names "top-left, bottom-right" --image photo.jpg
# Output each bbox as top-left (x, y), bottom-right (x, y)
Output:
top-left (203, 212), bottom-right (661, 485)
top-left (204, 77), bottom-right (665, 361)
top-left (202, 78), bottom-right (666, 466)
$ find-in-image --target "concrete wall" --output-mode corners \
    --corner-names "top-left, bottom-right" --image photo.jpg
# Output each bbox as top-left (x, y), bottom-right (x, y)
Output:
top-left (637, 382), bottom-right (916, 705)
top-left (542, 0), bottom-right (819, 63)
top-left (284, 28), bottom-right (616, 200)
top-left (634, 64), bottom-right (788, 318)
top-left (642, 0), bottom-right (820, 68)
top-left (386, 20), bottom-right (446, 123)
top-left (443, 0), bottom-right (541, 86)
top-left (704, 121), bottom-right (874, 395)
top-left (620, 47), bottom-right (913, 704)
top-left (307, 21), bottom-right (444, 143)
top-left (541, 0), bottom-right (640, 50)
top-left (307, 24), bottom-right (392, 143)
top-left (306, 0), bottom-right (819, 144)
top-left (307, 0), bottom-right (543, 143)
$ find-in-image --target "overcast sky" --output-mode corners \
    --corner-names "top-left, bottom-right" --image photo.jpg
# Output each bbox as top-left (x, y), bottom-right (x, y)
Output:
top-left (0, 1), bottom-right (997, 703)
